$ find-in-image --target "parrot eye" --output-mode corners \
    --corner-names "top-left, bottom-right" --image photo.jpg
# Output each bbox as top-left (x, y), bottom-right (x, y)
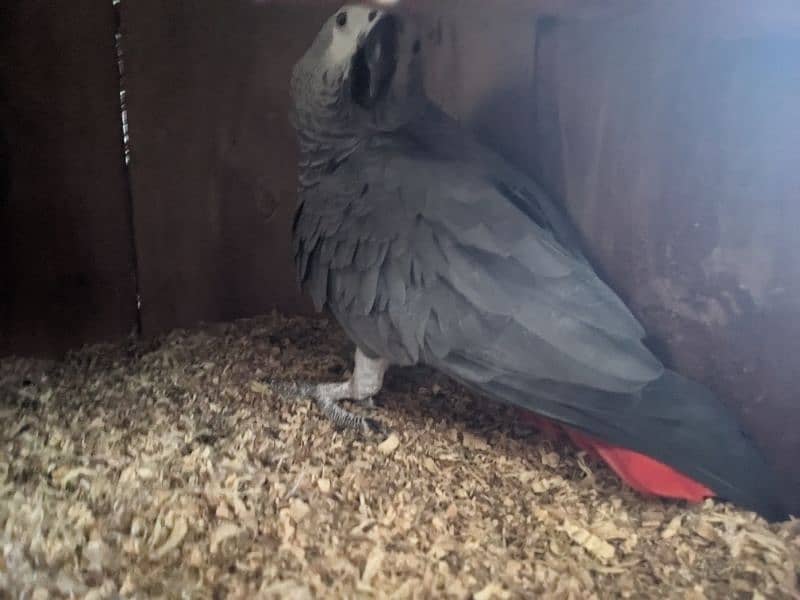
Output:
top-left (336, 12), bottom-right (347, 27)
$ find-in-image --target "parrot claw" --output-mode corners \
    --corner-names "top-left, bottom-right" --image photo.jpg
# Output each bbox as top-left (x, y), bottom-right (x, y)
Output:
top-left (311, 386), bottom-right (385, 435)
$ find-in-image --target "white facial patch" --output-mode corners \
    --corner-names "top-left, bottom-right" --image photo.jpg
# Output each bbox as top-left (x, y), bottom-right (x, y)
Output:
top-left (324, 5), bottom-right (377, 66)
top-left (327, 26), bottom-right (357, 65)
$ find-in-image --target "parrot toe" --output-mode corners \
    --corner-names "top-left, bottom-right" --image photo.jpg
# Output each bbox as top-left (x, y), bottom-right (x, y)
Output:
top-left (313, 386), bottom-right (382, 434)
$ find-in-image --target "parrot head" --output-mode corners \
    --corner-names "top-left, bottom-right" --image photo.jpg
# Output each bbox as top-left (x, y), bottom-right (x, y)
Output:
top-left (290, 3), bottom-right (425, 138)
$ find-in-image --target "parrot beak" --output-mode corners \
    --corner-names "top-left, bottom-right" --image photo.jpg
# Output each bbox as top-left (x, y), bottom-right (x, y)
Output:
top-left (351, 13), bottom-right (398, 109)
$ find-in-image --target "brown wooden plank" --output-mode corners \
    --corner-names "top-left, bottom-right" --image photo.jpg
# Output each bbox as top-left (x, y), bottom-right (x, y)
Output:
top-left (0, 0), bottom-right (138, 358)
top-left (121, 1), bottom-right (343, 336)
top-left (530, 15), bottom-right (800, 513)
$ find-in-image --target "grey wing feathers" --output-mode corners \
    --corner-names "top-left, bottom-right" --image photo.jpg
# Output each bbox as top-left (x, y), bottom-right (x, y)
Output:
top-left (294, 145), bottom-right (663, 391)
top-left (406, 101), bottom-right (590, 262)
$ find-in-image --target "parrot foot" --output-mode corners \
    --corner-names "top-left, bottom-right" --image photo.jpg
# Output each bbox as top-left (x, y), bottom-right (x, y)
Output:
top-left (268, 347), bottom-right (389, 436)
top-left (313, 384), bottom-right (383, 435)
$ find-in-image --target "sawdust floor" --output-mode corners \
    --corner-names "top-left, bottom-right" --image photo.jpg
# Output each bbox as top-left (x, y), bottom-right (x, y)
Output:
top-left (0, 312), bottom-right (797, 599)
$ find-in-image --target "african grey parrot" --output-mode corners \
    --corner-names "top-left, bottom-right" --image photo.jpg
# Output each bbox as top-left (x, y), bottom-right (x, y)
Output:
top-left (285, 3), bottom-right (788, 521)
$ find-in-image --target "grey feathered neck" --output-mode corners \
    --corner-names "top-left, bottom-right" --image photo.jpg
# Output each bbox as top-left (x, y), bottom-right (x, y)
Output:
top-left (289, 64), bottom-right (363, 191)
top-left (294, 126), bottom-right (362, 191)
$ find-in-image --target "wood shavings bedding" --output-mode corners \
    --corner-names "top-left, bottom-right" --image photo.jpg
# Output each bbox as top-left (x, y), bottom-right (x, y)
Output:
top-left (0, 312), bottom-right (797, 598)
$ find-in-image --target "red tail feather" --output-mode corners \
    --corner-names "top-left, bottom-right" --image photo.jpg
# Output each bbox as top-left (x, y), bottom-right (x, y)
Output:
top-left (517, 411), bottom-right (713, 502)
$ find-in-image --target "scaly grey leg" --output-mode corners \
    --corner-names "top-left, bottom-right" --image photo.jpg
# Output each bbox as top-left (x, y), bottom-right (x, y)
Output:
top-left (270, 347), bottom-right (389, 434)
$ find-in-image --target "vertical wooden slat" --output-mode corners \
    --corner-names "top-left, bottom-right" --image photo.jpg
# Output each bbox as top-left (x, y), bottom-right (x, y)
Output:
top-left (121, 1), bottom-right (342, 337)
top-left (0, 0), bottom-right (138, 357)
